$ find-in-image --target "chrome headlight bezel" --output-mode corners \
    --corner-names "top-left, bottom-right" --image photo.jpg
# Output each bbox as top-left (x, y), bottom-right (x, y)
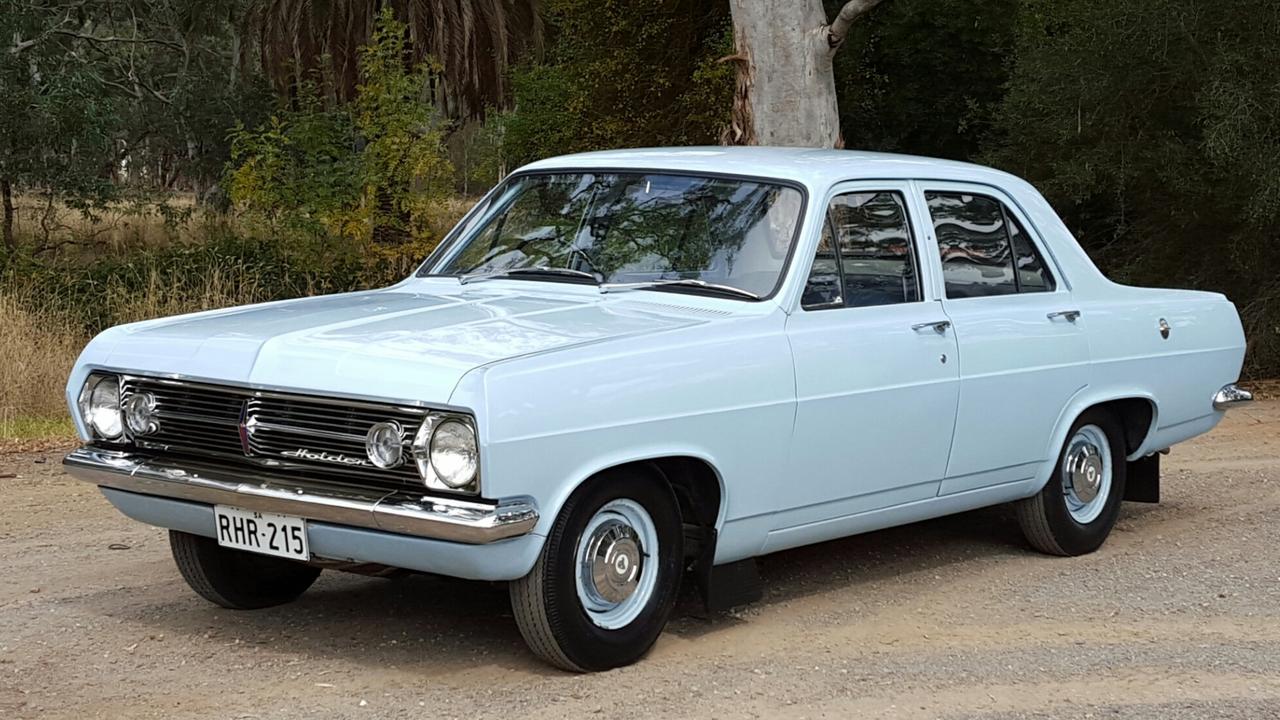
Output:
top-left (78, 373), bottom-right (125, 442)
top-left (411, 413), bottom-right (480, 494)
top-left (365, 420), bottom-right (405, 469)
top-left (123, 392), bottom-right (160, 436)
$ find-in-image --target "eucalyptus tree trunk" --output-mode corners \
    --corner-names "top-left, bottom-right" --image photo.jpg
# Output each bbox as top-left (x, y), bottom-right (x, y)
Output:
top-left (724, 0), bottom-right (886, 147)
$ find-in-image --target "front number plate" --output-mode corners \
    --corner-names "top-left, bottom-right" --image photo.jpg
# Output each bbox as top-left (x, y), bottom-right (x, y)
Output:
top-left (214, 505), bottom-right (311, 561)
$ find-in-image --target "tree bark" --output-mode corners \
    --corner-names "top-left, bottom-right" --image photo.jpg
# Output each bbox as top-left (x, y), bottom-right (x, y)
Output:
top-left (725, 0), bottom-right (885, 148)
top-left (1, 179), bottom-right (14, 251)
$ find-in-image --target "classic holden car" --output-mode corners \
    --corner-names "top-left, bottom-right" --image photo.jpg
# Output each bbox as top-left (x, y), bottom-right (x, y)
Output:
top-left (64, 148), bottom-right (1251, 671)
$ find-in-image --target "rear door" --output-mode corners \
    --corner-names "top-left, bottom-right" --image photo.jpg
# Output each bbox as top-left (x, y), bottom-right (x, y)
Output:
top-left (779, 181), bottom-right (960, 529)
top-left (914, 181), bottom-right (1090, 494)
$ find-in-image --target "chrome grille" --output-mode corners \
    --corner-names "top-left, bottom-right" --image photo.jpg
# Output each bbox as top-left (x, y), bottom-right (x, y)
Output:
top-left (131, 380), bottom-right (245, 456)
top-left (119, 376), bottom-right (428, 495)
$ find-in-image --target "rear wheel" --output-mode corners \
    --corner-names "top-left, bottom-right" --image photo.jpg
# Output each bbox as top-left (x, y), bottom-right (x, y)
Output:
top-left (1017, 409), bottom-right (1128, 556)
top-left (169, 530), bottom-right (321, 609)
top-left (510, 470), bottom-right (683, 671)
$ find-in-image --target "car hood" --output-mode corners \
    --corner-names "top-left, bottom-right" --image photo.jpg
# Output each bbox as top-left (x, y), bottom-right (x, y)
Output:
top-left (86, 282), bottom-right (720, 404)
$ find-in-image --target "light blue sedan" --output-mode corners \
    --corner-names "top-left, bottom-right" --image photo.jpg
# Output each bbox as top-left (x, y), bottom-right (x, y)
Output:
top-left (64, 148), bottom-right (1251, 671)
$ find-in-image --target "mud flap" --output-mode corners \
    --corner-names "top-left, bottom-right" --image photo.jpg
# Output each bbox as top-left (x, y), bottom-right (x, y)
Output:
top-left (690, 527), bottom-right (763, 612)
top-left (1125, 453), bottom-right (1160, 503)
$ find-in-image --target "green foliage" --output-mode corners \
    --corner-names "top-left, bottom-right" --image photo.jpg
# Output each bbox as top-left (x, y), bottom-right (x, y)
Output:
top-left (828, 0), bottom-right (1019, 158)
top-left (0, 0), bottom-right (273, 256)
top-left (5, 0), bottom-right (1280, 381)
top-left (0, 3), bottom-right (121, 211)
top-left (500, 0), bottom-right (734, 166)
top-left (228, 10), bottom-right (453, 250)
top-left (454, 111), bottom-right (513, 194)
top-left (985, 0), bottom-right (1280, 376)
top-left (228, 94), bottom-right (362, 234)
top-left (354, 11), bottom-right (455, 240)
top-left (6, 219), bottom-right (397, 337)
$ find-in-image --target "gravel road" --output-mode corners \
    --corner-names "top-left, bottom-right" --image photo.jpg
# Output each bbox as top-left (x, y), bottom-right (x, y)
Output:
top-left (2, 403), bottom-right (1278, 719)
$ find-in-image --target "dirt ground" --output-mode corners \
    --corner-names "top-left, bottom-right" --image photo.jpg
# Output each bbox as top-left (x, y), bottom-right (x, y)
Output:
top-left (2, 404), bottom-right (1278, 719)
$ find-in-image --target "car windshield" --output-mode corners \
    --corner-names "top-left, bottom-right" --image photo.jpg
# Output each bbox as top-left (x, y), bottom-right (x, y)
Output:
top-left (428, 172), bottom-right (804, 299)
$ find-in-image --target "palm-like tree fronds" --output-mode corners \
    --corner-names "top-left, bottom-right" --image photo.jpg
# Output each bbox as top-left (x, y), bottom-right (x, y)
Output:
top-left (244, 0), bottom-right (542, 118)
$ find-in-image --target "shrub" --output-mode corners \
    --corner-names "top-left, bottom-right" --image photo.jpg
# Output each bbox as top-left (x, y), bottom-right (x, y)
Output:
top-left (227, 9), bottom-right (454, 247)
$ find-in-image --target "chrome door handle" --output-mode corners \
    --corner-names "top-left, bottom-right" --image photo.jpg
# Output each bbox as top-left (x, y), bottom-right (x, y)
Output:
top-left (911, 320), bottom-right (951, 335)
top-left (1047, 310), bottom-right (1081, 322)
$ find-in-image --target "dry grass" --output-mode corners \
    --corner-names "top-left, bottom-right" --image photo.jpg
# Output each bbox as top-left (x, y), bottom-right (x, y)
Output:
top-left (13, 193), bottom-right (472, 261)
top-left (0, 194), bottom-right (475, 440)
top-left (1244, 379), bottom-right (1280, 400)
top-left (0, 290), bottom-right (88, 439)
top-left (0, 268), bottom-right (266, 442)
top-left (12, 193), bottom-right (199, 258)
top-left (0, 261), bottom-right (289, 441)
top-left (103, 267), bottom-right (277, 325)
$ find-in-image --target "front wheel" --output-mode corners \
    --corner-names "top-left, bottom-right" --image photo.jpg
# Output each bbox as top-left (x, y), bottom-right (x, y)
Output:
top-left (509, 471), bottom-right (684, 671)
top-left (169, 530), bottom-right (321, 609)
top-left (1017, 409), bottom-right (1128, 556)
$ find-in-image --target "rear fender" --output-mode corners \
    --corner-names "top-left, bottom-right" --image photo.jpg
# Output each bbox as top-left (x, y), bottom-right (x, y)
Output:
top-left (1030, 388), bottom-right (1159, 495)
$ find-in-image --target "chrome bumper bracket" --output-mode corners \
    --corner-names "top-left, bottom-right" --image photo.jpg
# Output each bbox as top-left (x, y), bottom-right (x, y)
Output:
top-left (63, 448), bottom-right (537, 544)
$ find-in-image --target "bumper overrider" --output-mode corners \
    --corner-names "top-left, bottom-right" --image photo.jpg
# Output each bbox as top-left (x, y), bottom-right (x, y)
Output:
top-left (1213, 383), bottom-right (1254, 411)
top-left (64, 447), bottom-right (539, 545)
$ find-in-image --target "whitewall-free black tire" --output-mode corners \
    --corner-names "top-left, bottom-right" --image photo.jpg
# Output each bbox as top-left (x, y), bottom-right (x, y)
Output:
top-left (169, 530), bottom-right (321, 609)
top-left (1017, 409), bottom-right (1128, 556)
top-left (509, 470), bottom-right (684, 671)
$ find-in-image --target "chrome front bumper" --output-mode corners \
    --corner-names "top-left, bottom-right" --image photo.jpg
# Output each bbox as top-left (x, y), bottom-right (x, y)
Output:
top-left (63, 448), bottom-right (538, 544)
top-left (1213, 383), bottom-right (1254, 411)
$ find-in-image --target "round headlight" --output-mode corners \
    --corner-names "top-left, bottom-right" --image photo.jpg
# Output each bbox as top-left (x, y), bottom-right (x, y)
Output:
top-left (365, 421), bottom-right (404, 468)
top-left (80, 375), bottom-right (123, 440)
top-left (123, 392), bottom-right (159, 436)
top-left (428, 420), bottom-right (478, 489)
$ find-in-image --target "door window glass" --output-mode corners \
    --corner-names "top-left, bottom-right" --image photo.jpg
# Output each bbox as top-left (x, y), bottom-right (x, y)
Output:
top-left (803, 190), bottom-right (920, 310)
top-left (925, 192), bottom-right (1017, 298)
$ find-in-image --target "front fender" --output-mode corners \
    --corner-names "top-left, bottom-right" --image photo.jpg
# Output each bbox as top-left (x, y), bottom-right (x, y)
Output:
top-left (449, 311), bottom-right (796, 562)
top-left (538, 445), bottom-right (728, 537)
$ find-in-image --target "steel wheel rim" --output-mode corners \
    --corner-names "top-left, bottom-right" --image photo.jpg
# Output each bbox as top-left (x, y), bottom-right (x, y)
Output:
top-left (1062, 424), bottom-right (1112, 524)
top-left (574, 498), bottom-right (659, 630)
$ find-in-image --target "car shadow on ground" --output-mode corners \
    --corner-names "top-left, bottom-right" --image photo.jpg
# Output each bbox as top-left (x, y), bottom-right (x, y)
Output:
top-left (666, 503), bottom-right (1029, 637)
top-left (86, 501), bottom-right (1165, 674)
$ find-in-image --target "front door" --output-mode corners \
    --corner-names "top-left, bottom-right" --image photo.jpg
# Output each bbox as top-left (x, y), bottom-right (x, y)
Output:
top-left (778, 181), bottom-right (960, 531)
top-left (917, 182), bottom-right (1091, 494)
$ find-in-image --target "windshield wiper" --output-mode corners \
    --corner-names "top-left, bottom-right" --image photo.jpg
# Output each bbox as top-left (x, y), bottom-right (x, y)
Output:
top-left (598, 278), bottom-right (761, 300)
top-left (458, 266), bottom-right (601, 285)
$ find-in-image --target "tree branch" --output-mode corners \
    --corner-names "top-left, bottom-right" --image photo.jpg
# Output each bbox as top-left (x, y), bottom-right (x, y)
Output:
top-left (8, 10), bottom-right (78, 55)
top-left (9, 37), bottom-right (41, 55)
top-left (50, 30), bottom-right (186, 52)
top-left (827, 0), bottom-right (887, 49)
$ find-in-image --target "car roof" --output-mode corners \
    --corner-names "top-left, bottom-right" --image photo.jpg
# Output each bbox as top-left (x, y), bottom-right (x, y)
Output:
top-left (515, 146), bottom-right (1026, 190)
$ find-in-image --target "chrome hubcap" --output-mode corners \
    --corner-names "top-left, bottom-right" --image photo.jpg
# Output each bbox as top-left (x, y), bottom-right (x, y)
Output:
top-left (586, 521), bottom-right (642, 604)
top-left (1066, 444), bottom-right (1104, 504)
top-left (1062, 424), bottom-right (1112, 524)
top-left (574, 499), bottom-right (658, 630)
